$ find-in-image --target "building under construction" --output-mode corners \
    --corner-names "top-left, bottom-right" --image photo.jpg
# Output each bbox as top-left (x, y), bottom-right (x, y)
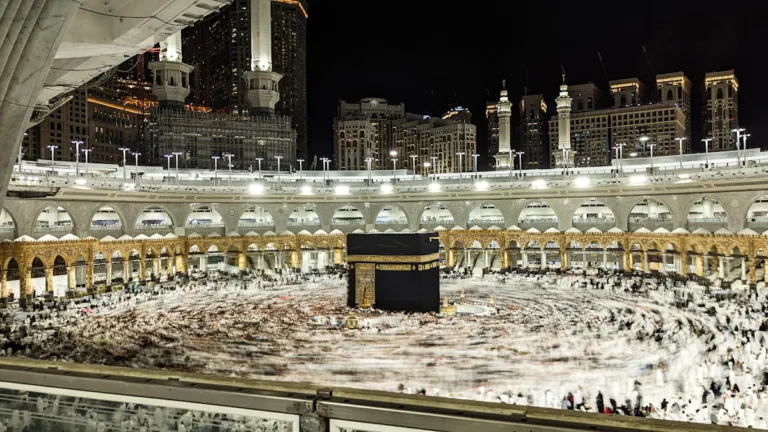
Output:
top-left (148, 108), bottom-right (296, 171)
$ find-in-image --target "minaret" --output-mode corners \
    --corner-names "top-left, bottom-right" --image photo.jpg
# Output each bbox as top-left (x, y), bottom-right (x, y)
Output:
top-left (554, 74), bottom-right (575, 169)
top-left (244, 0), bottom-right (282, 116)
top-left (149, 32), bottom-right (193, 110)
top-left (495, 79), bottom-right (513, 168)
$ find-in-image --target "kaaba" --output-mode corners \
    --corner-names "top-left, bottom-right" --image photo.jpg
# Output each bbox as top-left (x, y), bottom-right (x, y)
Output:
top-left (347, 233), bottom-right (440, 313)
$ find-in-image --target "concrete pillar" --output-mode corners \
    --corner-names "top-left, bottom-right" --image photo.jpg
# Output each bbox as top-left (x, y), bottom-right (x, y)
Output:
top-left (447, 249), bottom-right (456, 268)
top-left (642, 252), bottom-right (648, 273)
top-left (502, 249), bottom-right (509, 269)
top-left (45, 268), bottom-right (53, 293)
top-left (175, 254), bottom-right (187, 274)
top-left (238, 253), bottom-right (247, 271)
top-left (719, 258), bottom-right (725, 279)
top-left (602, 250), bottom-right (608, 269)
top-left (68, 266), bottom-right (76, 291)
top-left (742, 258), bottom-right (747, 281)
top-left (106, 259), bottom-right (113, 285)
top-left (139, 258), bottom-right (146, 279)
top-left (200, 255), bottom-right (208, 272)
top-left (0, 272), bottom-right (6, 298)
top-left (540, 250), bottom-right (546, 268)
top-left (22, 270), bottom-right (32, 297)
top-left (522, 250), bottom-right (528, 267)
top-left (749, 259), bottom-right (757, 285)
top-left (123, 261), bottom-right (130, 281)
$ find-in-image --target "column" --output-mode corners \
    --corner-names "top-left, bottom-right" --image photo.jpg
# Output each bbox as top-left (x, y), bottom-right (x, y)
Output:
top-left (447, 249), bottom-right (456, 268)
top-left (45, 268), bottom-right (53, 293)
top-left (86, 261), bottom-right (93, 289)
top-left (166, 257), bottom-right (174, 277)
top-left (484, 249), bottom-right (489, 269)
top-left (152, 258), bottom-right (160, 276)
top-left (540, 250), bottom-right (546, 268)
top-left (106, 259), bottom-right (112, 285)
top-left (749, 259), bottom-right (757, 285)
top-left (602, 249), bottom-right (608, 269)
top-left (718, 258), bottom-right (725, 279)
top-left (742, 258), bottom-right (747, 281)
top-left (522, 250), bottom-right (528, 267)
top-left (642, 252), bottom-right (648, 273)
top-left (0, 272), bottom-right (6, 298)
top-left (623, 251), bottom-right (631, 272)
top-left (502, 249), bottom-right (510, 269)
top-left (560, 249), bottom-right (568, 270)
top-left (139, 258), bottom-right (146, 279)
top-left (681, 251), bottom-right (689, 275)
top-left (175, 254), bottom-right (187, 274)
top-left (333, 248), bottom-right (344, 266)
top-left (123, 261), bottom-right (130, 281)
top-left (238, 253), bottom-right (247, 271)
top-left (68, 266), bottom-right (76, 292)
top-left (582, 250), bottom-right (587, 268)
top-left (290, 250), bottom-right (300, 270)
top-left (21, 269), bottom-right (31, 297)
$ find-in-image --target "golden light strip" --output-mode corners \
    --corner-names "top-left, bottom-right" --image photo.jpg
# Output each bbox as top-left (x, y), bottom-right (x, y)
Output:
top-left (274, 0), bottom-right (308, 18)
top-left (347, 253), bottom-right (440, 264)
top-left (87, 97), bottom-right (146, 115)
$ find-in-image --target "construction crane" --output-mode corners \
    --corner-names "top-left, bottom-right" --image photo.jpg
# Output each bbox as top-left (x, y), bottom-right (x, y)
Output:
top-left (309, 155), bottom-right (318, 170)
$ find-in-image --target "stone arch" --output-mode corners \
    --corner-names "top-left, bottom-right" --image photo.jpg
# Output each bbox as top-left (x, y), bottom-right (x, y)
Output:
top-left (90, 206), bottom-right (123, 230)
top-left (468, 240), bottom-right (483, 249)
top-left (136, 205), bottom-right (175, 228)
top-left (746, 195), bottom-right (768, 230)
top-left (518, 201), bottom-right (557, 227)
top-left (420, 204), bottom-right (454, 225)
top-left (375, 204), bottom-right (408, 225)
top-left (468, 203), bottom-right (504, 226)
top-left (186, 205), bottom-right (224, 227)
top-left (35, 205), bottom-right (75, 231)
top-left (52, 255), bottom-right (68, 276)
top-left (685, 196), bottom-right (727, 223)
top-left (572, 199), bottom-right (616, 226)
top-left (247, 243), bottom-right (259, 252)
top-left (627, 198), bottom-right (673, 226)
top-left (0, 208), bottom-right (17, 236)
top-left (288, 204), bottom-right (321, 226)
top-left (30, 257), bottom-right (45, 279)
top-left (331, 205), bottom-right (364, 226)
top-left (239, 206), bottom-right (274, 228)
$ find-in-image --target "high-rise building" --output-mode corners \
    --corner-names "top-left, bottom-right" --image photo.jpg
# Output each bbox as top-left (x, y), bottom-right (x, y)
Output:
top-left (334, 99), bottom-right (476, 173)
top-left (485, 102), bottom-right (499, 168)
top-left (609, 78), bottom-right (646, 107)
top-left (442, 105), bottom-right (472, 123)
top-left (703, 70), bottom-right (739, 151)
top-left (656, 72), bottom-right (692, 146)
top-left (519, 94), bottom-right (548, 169)
top-left (549, 109), bottom-right (611, 167)
top-left (610, 102), bottom-right (686, 158)
top-left (182, 0), bottom-right (308, 158)
top-left (568, 83), bottom-right (605, 112)
top-left (552, 77), bottom-right (574, 169)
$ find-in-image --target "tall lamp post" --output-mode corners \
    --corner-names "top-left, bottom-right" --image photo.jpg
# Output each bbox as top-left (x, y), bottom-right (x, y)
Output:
top-left (274, 155), bottom-right (283, 187)
top-left (82, 148), bottom-right (92, 178)
top-left (702, 138), bottom-right (712, 169)
top-left (743, 134), bottom-right (751, 167)
top-left (430, 156), bottom-right (438, 180)
top-left (508, 149), bottom-right (515, 179)
top-left (423, 162), bottom-right (431, 181)
top-left (72, 140), bottom-right (84, 176)
top-left (456, 152), bottom-right (465, 182)
top-left (131, 151), bottom-right (141, 184)
top-left (118, 147), bottom-right (129, 184)
top-left (410, 154), bottom-right (418, 181)
top-left (389, 150), bottom-right (397, 183)
top-left (297, 159), bottom-right (304, 181)
top-left (638, 136), bottom-right (649, 171)
top-left (172, 152), bottom-right (182, 185)
top-left (613, 143), bottom-right (625, 175)
top-left (674, 137), bottom-right (687, 170)
top-left (47, 145), bottom-right (58, 174)
top-left (364, 157), bottom-right (373, 184)
top-left (472, 154), bottom-right (480, 179)
top-left (223, 152), bottom-right (233, 186)
top-left (255, 157), bottom-right (263, 179)
top-left (164, 154), bottom-right (173, 182)
top-left (320, 157), bottom-right (328, 183)
top-left (211, 156), bottom-right (220, 186)
top-left (516, 151), bottom-right (525, 177)
top-left (648, 143), bottom-right (656, 172)
top-left (732, 128), bottom-right (746, 168)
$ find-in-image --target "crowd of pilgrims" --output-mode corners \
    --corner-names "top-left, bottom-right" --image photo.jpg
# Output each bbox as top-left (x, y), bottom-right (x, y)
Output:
top-left (0, 266), bottom-right (766, 427)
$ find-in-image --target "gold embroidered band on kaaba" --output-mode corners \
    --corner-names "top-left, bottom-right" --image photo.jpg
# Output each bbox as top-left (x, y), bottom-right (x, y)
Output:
top-left (346, 253), bottom-right (440, 264)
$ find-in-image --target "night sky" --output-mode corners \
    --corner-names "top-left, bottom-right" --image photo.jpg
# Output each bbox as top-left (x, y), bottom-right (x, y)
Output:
top-left (306, 0), bottom-right (767, 169)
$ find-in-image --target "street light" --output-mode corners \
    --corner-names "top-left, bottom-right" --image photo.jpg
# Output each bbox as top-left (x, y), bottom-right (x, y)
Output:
top-left (46, 145), bottom-right (59, 174)
top-left (613, 143), bottom-right (625, 175)
top-left (211, 156), bottom-right (220, 186)
top-left (255, 157), bottom-right (263, 179)
top-left (364, 157), bottom-right (373, 184)
top-left (702, 138), bottom-right (712, 169)
top-left (732, 128), bottom-right (746, 167)
top-left (648, 143), bottom-right (656, 172)
top-left (164, 154), bottom-right (173, 182)
top-left (82, 148), bottom-right (92, 178)
top-left (172, 152), bottom-right (182, 185)
top-left (131, 151), bottom-right (141, 184)
top-left (222, 152), bottom-right (233, 186)
top-left (472, 154), bottom-right (479, 179)
top-left (391, 157), bottom-right (398, 182)
top-left (274, 155), bottom-right (283, 187)
top-left (743, 134), bottom-right (751, 166)
top-left (430, 156), bottom-right (438, 180)
top-left (638, 136), bottom-right (650, 170)
top-left (456, 152), bottom-right (465, 182)
top-left (423, 162), bottom-right (431, 181)
top-left (320, 157), bottom-right (328, 183)
top-left (674, 137), bottom-right (687, 170)
top-left (71, 140), bottom-right (84, 176)
top-left (516, 152), bottom-right (524, 177)
top-left (118, 147), bottom-right (129, 184)
top-left (297, 158), bottom-right (304, 181)
top-left (508, 149), bottom-right (515, 179)
top-left (410, 155), bottom-right (418, 181)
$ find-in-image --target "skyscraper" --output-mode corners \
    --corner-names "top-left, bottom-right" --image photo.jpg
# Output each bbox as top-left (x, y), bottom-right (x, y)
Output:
top-left (519, 94), bottom-right (548, 169)
top-left (485, 102), bottom-right (499, 168)
top-left (182, 0), bottom-right (307, 156)
top-left (656, 72), bottom-right (692, 146)
top-left (703, 70), bottom-right (739, 151)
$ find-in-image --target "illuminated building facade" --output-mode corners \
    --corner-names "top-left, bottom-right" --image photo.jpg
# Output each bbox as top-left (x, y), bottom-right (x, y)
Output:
top-left (656, 72), bottom-right (692, 145)
top-left (486, 102), bottom-right (499, 168)
top-left (703, 70), bottom-right (739, 151)
top-left (519, 94), bottom-right (548, 169)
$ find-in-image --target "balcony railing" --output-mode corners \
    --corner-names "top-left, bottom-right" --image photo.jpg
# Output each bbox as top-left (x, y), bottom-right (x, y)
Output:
top-left (629, 216), bottom-right (672, 223)
top-left (467, 218), bottom-right (505, 225)
top-left (238, 221), bottom-right (275, 228)
top-left (90, 224), bottom-right (122, 230)
top-left (33, 224), bottom-right (72, 232)
top-left (135, 223), bottom-right (171, 229)
top-left (185, 222), bottom-right (225, 228)
top-left (0, 226), bottom-right (14, 233)
top-left (572, 218), bottom-right (616, 225)
top-left (519, 217), bottom-right (558, 224)
top-left (687, 217), bottom-right (728, 223)
top-left (331, 219), bottom-right (365, 225)
top-left (375, 219), bottom-right (408, 225)
top-left (287, 220), bottom-right (320, 227)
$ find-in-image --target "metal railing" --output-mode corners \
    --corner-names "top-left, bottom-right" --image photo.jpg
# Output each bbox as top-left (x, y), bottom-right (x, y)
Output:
top-left (135, 223), bottom-right (171, 229)
top-left (89, 224), bottom-right (122, 230)
top-left (238, 221), bottom-right (275, 228)
top-left (0, 358), bottom-right (718, 432)
top-left (33, 224), bottom-right (72, 232)
top-left (374, 219), bottom-right (408, 225)
top-left (687, 217), bottom-right (728, 223)
top-left (467, 218), bottom-right (505, 225)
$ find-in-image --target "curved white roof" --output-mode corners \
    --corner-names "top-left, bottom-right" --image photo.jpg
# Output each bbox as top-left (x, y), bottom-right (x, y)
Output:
top-left (692, 228), bottom-right (710, 235)
top-left (634, 227), bottom-right (652, 234)
top-left (607, 227), bottom-right (624, 234)
top-left (585, 227), bottom-right (602, 234)
top-left (544, 227), bottom-right (560, 233)
top-left (526, 227), bottom-right (541, 233)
